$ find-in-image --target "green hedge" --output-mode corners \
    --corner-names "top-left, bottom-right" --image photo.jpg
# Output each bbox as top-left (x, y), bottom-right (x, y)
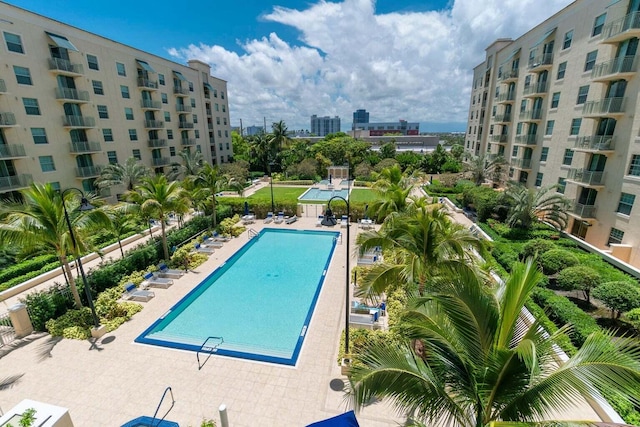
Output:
top-left (525, 300), bottom-right (576, 356)
top-left (0, 261), bottom-right (62, 292)
top-left (0, 254), bottom-right (58, 283)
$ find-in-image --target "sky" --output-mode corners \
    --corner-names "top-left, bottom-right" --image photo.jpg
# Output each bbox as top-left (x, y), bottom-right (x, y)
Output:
top-left (9, 0), bottom-right (574, 132)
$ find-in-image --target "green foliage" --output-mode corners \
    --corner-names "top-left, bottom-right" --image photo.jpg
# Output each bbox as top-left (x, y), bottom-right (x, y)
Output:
top-left (199, 420), bottom-right (217, 427)
top-left (0, 254), bottom-right (57, 283)
top-left (525, 300), bottom-right (576, 356)
top-left (539, 249), bottom-right (579, 275)
top-left (593, 281), bottom-right (640, 318)
top-left (556, 265), bottom-right (601, 302)
top-left (169, 243), bottom-right (208, 270)
top-left (492, 242), bottom-right (520, 271)
top-left (462, 186), bottom-right (503, 222)
top-left (521, 239), bottom-right (557, 260)
top-left (45, 308), bottom-right (93, 337)
top-left (22, 285), bottom-right (75, 331)
top-left (624, 307), bottom-right (640, 331)
top-left (0, 261), bottom-right (62, 292)
top-left (385, 287), bottom-right (408, 329)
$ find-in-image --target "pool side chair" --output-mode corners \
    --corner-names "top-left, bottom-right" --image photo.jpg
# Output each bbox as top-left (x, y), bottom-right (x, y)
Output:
top-left (285, 215), bottom-right (298, 225)
top-left (212, 231), bottom-right (231, 242)
top-left (157, 263), bottom-right (185, 279)
top-left (264, 212), bottom-right (274, 224)
top-left (241, 214), bottom-right (256, 225)
top-left (340, 215), bottom-right (348, 228)
top-left (316, 215), bottom-right (324, 227)
top-left (203, 240), bottom-right (224, 248)
top-left (274, 212), bottom-right (284, 224)
top-left (142, 272), bottom-right (174, 289)
top-left (349, 312), bottom-right (379, 330)
top-left (194, 243), bottom-right (215, 254)
top-left (123, 283), bottom-right (155, 302)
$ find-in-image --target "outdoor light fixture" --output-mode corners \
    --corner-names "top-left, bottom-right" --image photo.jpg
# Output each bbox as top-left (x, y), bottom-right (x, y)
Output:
top-left (327, 193), bottom-right (350, 356)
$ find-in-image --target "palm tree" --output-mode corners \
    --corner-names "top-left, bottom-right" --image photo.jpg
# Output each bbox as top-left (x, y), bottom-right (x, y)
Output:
top-left (466, 153), bottom-right (507, 186)
top-left (270, 120), bottom-right (291, 151)
top-left (356, 203), bottom-right (484, 298)
top-left (505, 183), bottom-right (571, 231)
top-left (103, 204), bottom-right (139, 257)
top-left (348, 260), bottom-right (640, 426)
top-left (249, 132), bottom-right (276, 173)
top-left (167, 148), bottom-right (204, 181)
top-left (125, 175), bottom-right (191, 260)
top-left (95, 156), bottom-right (150, 191)
top-left (0, 183), bottom-right (110, 308)
top-left (194, 163), bottom-right (237, 230)
top-left (368, 164), bottom-right (414, 222)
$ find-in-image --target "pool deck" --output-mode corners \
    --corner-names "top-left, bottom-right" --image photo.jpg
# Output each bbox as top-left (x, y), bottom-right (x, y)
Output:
top-left (0, 209), bottom-right (606, 426)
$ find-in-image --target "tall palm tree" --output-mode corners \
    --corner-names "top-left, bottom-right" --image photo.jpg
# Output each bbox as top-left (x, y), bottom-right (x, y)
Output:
top-left (103, 204), bottom-right (138, 257)
top-left (505, 183), bottom-right (571, 230)
top-left (249, 132), bottom-right (276, 173)
top-left (466, 153), bottom-right (507, 186)
top-left (125, 175), bottom-right (191, 260)
top-left (167, 148), bottom-right (204, 181)
top-left (194, 163), bottom-right (237, 230)
top-left (368, 164), bottom-right (414, 222)
top-left (349, 260), bottom-right (640, 426)
top-left (0, 183), bottom-right (110, 308)
top-left (270, 120), bottom-right (291, 151)
top-left (95, 156), bottom-right (150, 191)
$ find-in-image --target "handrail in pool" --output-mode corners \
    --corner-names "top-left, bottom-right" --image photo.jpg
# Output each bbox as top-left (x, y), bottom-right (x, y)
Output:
top-left (150, 386), bottom-right (175, 427)
top-left (197, 336), bottom-right (224, 370)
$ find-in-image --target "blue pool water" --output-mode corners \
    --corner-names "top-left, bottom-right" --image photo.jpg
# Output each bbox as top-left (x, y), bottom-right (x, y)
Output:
top-left (299, 187), bottom-right (350, 201)
top-left (136, 229), bottom-right (339, 365)
top-left (318, 179), bottom-right (351, 187)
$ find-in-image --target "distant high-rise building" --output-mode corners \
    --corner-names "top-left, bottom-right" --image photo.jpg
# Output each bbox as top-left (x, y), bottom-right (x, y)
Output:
top-left (310, 115), bottom-right (341, 136)
top-left (358, 119), bottom-right (419, 136)
top-left (245, 126), bottom-right (264, 136)
top-left (353, 109), bottom-right (369, 125)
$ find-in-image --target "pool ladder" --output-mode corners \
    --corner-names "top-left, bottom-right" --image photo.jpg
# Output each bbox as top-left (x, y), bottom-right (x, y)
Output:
top-left (149, 386), bottom-right (175, 427)
top-left (197, 336), bottom-right (224, 370)
top-left (247, 228), bottom-right (258, 239)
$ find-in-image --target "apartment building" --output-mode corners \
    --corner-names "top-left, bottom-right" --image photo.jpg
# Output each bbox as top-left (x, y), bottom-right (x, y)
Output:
top-left (0, 2), bottom-right (232, 200)
top-left (467, 0), bottom-right (640, 267)
top-left (310, 114), bottom-right (341, 136)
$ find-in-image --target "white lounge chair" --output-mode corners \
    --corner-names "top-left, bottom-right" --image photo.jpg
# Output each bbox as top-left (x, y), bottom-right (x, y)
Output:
top-left (194, 243), bottom-right (214, 254)
top-left (264, 212), bottom-right (274, 224)
top-left (340, 215), bottom-right (348, 228)
top-left (349, 312), bottom-right (379, 330)
top-left (316, 215), bottom-right (324, 227)
top-left (157, 263), bottom-right (184, 279)
top-left (241, 214), bottom-right (255, 225)
top-left (141, 272), bottom-right (174, 289)
top-left (274, 212), bottom-right (284, 224)
top-left (123, 283), bottom-right (155, 302)
top-left (285, 215), bottom-right (298, 224)
top-left (211, 231), bottom-right (231, 242)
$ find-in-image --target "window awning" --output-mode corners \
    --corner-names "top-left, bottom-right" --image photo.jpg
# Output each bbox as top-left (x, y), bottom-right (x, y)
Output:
top-left (204, 82), bottom-right (214, 91)
top-left (500, 47), bottom-right (521, 65)
top-left (532, 27), bottom-right (557, 48)
top-left (173, 70), bottom-right (187, 81)
top-left (136, 59), bottom-right (156, 73)
top-left (45, 31), bottom-right (78, 51)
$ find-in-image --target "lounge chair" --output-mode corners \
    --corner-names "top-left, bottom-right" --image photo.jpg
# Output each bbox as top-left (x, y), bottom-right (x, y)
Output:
top-left (357, 255), bottom-right (378, 265)
top-left (340, 215), bottom-right (348, 228)
top-left (349, 312), bottom-right (379, 330)
top-left (157, 263), bottom-right (184, 279)
top-left (142, 272), bottom-right (174, 289)
top-left (264, 212), bottom-right (274, 224)
top-left (316, 215), bottom-right (324, 227)
top-left (123, 283), bottom-right (155, 302)
top-left (212, 231), bottom-right (231, 242)
top-left (194, 243), bottom-right (214, 254)
top-left (274, 212), bottom-right (284, 224)
top-left (203, 240), bottom-right (224, 248)
top-left (241, 214), bottom-right (255, 225)
top-left (285, 215), bottom-right (298, 224)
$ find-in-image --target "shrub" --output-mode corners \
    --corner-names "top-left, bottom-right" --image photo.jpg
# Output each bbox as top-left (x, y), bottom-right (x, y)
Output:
top-left (593, 281), bottom-right (640, 318)
top-left (525, 300), bottom-right (576, 356)
top-left (539, 249), bottom-right (579, 275)
top-left (462, 186), bottom-right (502, 222)
top-left (45, 308), bottom-right (94, 337)
top-left (521, 239), bottom-right (556, 261)
top-left (624, 307), bottom-right (640, 331)
top-left (0, 254), bottom-right (57, 283)
top-left (219, 215), bottom-right (240, 236)
top-left (556, 265), bottom-right (601, 303)
top-left (492, 242), bottom-right (520, 272)
top-left (22, 284), bottom-right (75, 331)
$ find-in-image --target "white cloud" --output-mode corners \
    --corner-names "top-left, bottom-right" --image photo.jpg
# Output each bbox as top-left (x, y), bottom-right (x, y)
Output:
top-left (168, 0), bottom-right (572, 131)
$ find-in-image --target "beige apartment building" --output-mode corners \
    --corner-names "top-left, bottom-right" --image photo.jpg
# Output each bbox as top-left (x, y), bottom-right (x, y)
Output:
top-left (0, 2), bottom-right (232, 201)
top-left (467, 0), bottom-right (640, 267)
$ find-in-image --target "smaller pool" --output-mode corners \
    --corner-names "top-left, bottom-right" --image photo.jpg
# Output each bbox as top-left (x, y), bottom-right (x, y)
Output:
top-left (299, 187), bottom-right (350, 201)
top-left (318, 179), bottom-right (351, 187)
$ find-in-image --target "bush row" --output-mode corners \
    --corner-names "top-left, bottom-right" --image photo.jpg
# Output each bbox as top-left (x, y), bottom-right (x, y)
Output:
top-left (0, 254), bottom-right (58, 283)
top-left (0, 261), bottom-right (62, 292)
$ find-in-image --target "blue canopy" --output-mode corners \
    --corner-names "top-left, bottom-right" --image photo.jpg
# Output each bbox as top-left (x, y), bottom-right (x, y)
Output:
top-left (306, 411), bottom-right (360, 427)
top-left (244, 201), bottom-right (249, 215)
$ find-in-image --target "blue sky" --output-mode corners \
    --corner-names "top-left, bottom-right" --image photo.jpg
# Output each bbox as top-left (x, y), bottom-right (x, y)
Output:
top-left (9, 0), bottom-right (572, 132)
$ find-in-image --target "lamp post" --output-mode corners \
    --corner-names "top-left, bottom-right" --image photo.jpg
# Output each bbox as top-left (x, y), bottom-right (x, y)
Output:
top-left (327, 194), bottom-right (350, 356)
top-left (269, 163), bottom-right (275, 214)
top-left (61, 188), bottom-right (100, 329)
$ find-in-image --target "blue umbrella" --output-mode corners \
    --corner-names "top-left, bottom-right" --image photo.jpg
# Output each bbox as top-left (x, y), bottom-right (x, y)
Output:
top-left (244, 201), bottom-right (249, 216)
top-left (306, 411), bottom-right (359, 427)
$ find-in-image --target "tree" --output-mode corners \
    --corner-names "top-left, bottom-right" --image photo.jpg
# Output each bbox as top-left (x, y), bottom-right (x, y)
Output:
top-left (505, 184), bottom-right (571, 230)
top-left (95, 156), bottom-right (150, 191)
top-left (194, 163), bottom-right (236, 230)
top-left (103, 204), bottom-right (139, 257)
top-left (368, 164), bottom-right (414, 222)
top-left (379, 142), bottom-right (396, 159)
top-left (593, 281), bottom-right (640, 319)
top-left (450, 143), bottom-right (464, 161)
top-left (0, 183), bottom-right (110, 308)
top-left (168, 149), bottom-right (204, 181)
top-left (270, 120), bottom-right (291, 151)
top-left (348, 260), bottom-right (640, 426)
top-left (556, 265), bottom-right (601, 303)
top-left (465, 153), bottom-right (506, 186)
top-left (249, 132), bottom-right (276, 173)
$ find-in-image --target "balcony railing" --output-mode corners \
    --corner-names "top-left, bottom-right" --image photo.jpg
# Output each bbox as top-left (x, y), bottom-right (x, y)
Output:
top-left (498, 69), bottom-right (519, 82)
top-left (527, 53), bottom-right (554, 70)
top-left (209, 137), bottom-right (215, 144)
top-left (48, 57), bottom-right (83, 75)
top-left (75, 165), bottom-right (103, 178)
top-left (144, 120), bottom-right (164, 129)
top-left (0, 174), bottom-right (32, 192)
top-left (63, 115), bottom-right (95, 128)
top-left (496, 92), bottom-right (515, 103)
top-left (567, 168), bottom-right (605, 186)
top-left (582, 97), bottom-right (626, 117)
top-left (0, 79), bottom-right (6, 93)
top-left (512, 158), bottom-right (532, 169)
top-left (514, 134), bottom-right (539, 145)
top-left (176, 104), bottom-right (192, 112)
top-left (493, 113), bottom-right (512, 122)
top-left (140, 99), bottom-right (162, 109)
top-left (591, 56), bottom-right (637, 80)
top-left (137, 78), bottom-right (158, 89)
top-left (523, 81), bottom-right (548, 96)
top-left (519, 109), bottom-right (542, 121)
top-left (178, 121), bottom-right (194, 129)
top-left (601, 11), bottom-right (640, 42)
top-left (205, 109), bottom-right (212, 116)
top-left (180, 138), bottom-right (196, 146)
top-left (147, 139), bottom-right (168, 148)
top-left (70, 141), bottom-right (102, 153)
top-left (0, 112), bottom-right (17, 127)
top-left (572, 202), bottom-right (597, 219)
top-left (151, 157), bottom-right (171, 166)
top-left (173, 86), bottom-right (189, 95)
top-left (573, 135), bottom-right (615, 152)
top-left (0, 144), bottom-right (26, 159)
top-left (55, 87), bottom-right (90, 102)
top-left (490, 134), bottom-right (509, 143)
top-left (208, 123), bottom-right (214, 130)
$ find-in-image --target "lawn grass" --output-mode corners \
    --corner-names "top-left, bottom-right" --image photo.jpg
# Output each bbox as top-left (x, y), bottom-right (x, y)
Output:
top-left (349, 188), bottom-right (377, 203)
top-left (247, 186), bottom-right (307, 204)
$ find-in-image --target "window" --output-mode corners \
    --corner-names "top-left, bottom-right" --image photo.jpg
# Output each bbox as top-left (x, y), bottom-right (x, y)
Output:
top-left (158, 74), bottom-right (165, 85)
top-left (516, 122), bottom-right (523, 135)
top-left (31, 128), bottom-right (48, 144)
top-left (226, 142), bottom-right (230, 150)
top-left (189, 82), bottom-right (194, 92)
top-left (512, 146), bottom-right (519, 157)
top-left (39, 155), bottom-right (55, 172)
top-left (103, 129), bottom-right (113, 142)
top-left (551, 92), bottom-right (560, 108)
top-left (196, 145), bottom-right (201, 153)
top-left (124, 108), bottom-right (134, 120)
top-left (4, 32), bottom-right (24, 53)
top-left (218, 130), bottom-right (222, 137)
top-left (132, 149), bottom-right (141, 160)
top-left (535, 172), bottom-right (543, 187)
top-left (223, 118), bottom-right (227, 125)
top-left (120, 85), bottom-right (130, 98)
top-left (161, 93), bottom-right (168, 104)
top-left (540, 147), bottom-right (549, 162)
top-left (92, 80), bottom-right (104, 95)
top-left (97, 105), bottom-right (109, 119)
top-left (129, 129), bottom-right (138, 141)
top-left (222, 105), bottom-right (226, 113)
top-left (221, 91), bottom-right (225, 99)
top-left (219, 143), bottom-right (223, 151)
top-left (617, 193), bottom-right (636, 215)
top-left (193, 114), bottom-right (198, 124)
top-left (167, 129), bottom-right (174, 139)
top-left (191, 98), bottom-right (196, 108)
top-left (562, 149), bottom-right (574, 165)
top-left (216, 117), bottom-right (221, 125)
top-left (628, 155), bottom-right (640, 176)
top-left (195, 130), bottom-right (200, 138)
top-left (213, 89), bottom-right (218, 98)
top-left (557, 61), bottom-right (567, 79)
top-left (576, 85), bottom-right (589, 104)
top-left (107, 151), bottom-right (118, 164)
top-left (570, 118), bottom-right (582, 135)
top-left (50, 182), bottom-right (60, 191)
top-left (557, 177), bottom-right (566, 194)
top-left (215, 103), bottom-right (219, 111)
top-left (592, 13), bottom-right (606, 37)
top-left (164, 111), bottom-right (170, 122)
top-left (87, 54), bottom-right (99, 70)
top-left (224, 130), bottom-right (228, 138)
top-left (169, 146), bottom-right (176, 156)
top-left (23, 98), bottom-right (40, 115)
top-left (607, 228), bottom-right (624, 246)
top-left (13, 66), bottom-right (32, 85)
top-left (116, 62), bottom-right (126, 76)
top-left (584, 51), bottom-right (598, 72)
top-left (563, 30), bottom-right (573, 49)
top-left (545, 120), bottom-right (555, 135)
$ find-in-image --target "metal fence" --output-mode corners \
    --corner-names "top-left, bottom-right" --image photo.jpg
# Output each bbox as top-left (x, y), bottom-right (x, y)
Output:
top-left (0, 311), bottom-right (15, 348)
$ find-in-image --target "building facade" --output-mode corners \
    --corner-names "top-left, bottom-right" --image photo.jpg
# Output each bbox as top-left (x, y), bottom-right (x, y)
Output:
top-left (466, 0), bottom-right (640, 267)
top-left (353, 109), bottom-right (369, 124)
top-left (310, 115), bottom-right (341, 136)
top-left (357, 119), bottom-right (420, 136)
top-left (244, 125), bottom-right (264, 136)
top-left (0, 2), bottom-right (232, 200)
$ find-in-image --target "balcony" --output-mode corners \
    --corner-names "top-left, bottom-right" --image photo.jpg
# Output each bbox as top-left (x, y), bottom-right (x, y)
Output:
top-left (493, 113), bottom-right (512, 123)
top-left (512, 158), bottom-right (533, 169)
top-left (205, 109), bottom-right (212, 116)
top-left (567, 168), bottom-right (605, 187)
top-left (0, 112), bottom-right (17, 127)
top-left (571, 202), bottom-right (597, 219)
top-left (582, 97), bottom-right (626, 118)
top-left (514, 134), bottom-right (539, 145)
top-left (180, 138), bottom-right (196, 146)
top-left (69, 141), bottom-right (101, 154)
top-left (173, 86), bottom-right (189, 96)
top-left (176, 104), bottom-right (192, 113)
top-left (137, 78), bottom-right (158, 90)
top-left (178, 121), bottom-right (194, 129)
top-left (518, 109), bottom-right (542, 121)
top-left (573, 135), bottom-right (616, 153)
top-left (601, 11), bottom-right (640, 44)
top-left (75, 165), bottom-right (103, 178)
top-left (490, 134), bottom-right (509, 143)
top-left (498, 69), bottom-right (519, 82)
top-left (147, 139), bottom-right (168, 148)
top-left (527, 53), bottom-right (553, 71)
top-left (0, 174), bottom-right (32, 192)
top-left (0, 79), bottom-right (6, 93)
top-left (144, 120), bottom-right (164, 129)
top-left (496, 92), bottom-right (515, 103)
top-left (63, 115), bottom-right (95, 128)
top-left (523, 81), bottom-right (548, 97)
top-left (591, 56), bottom-right (637, 82)
top-left (48, 57), bottom-right (83, 75)
top-left (0, 144), bottom-right (26, 159)
top-left (151, 157), bottom-right (171, 167)
top-left (140, 99), bottom-right (162, 110)
top-left (55, 87), bottom-right (90, 103)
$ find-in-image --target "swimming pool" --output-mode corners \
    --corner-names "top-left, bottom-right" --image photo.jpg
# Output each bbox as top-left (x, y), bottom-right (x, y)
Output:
top-left (299, 187), bottom-right (350, 201)
top-left (136, 229), bottom-right (339, 365)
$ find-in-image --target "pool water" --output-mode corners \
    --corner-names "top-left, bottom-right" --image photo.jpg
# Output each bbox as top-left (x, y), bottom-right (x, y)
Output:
top-left (299, 187), bottom-right (350, 201)
top-left (136, 229), bottom-right (339, 365)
